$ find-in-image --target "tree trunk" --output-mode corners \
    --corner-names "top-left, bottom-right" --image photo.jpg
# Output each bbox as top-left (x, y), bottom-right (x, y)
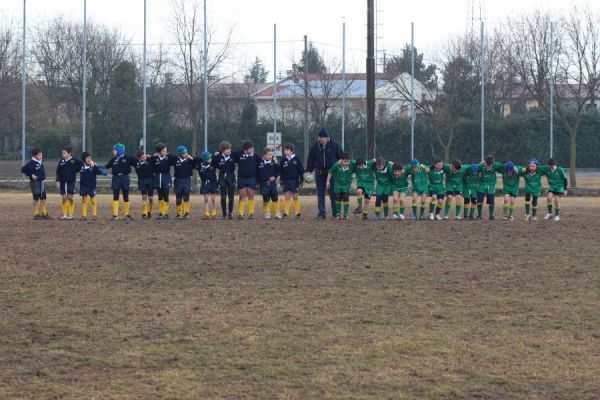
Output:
top-left (569, 127), bottom-right (577, 188)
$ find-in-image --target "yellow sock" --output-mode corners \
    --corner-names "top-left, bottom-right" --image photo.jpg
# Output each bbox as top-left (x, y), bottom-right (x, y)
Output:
top-left (33, 206), bottom-right (39, 216)
top-left (40, 202), bottom-right (47, 216)
top-left (184, 202), bottom-right (190, 214)
top-left (69, 198), bottom-right (75, 216)
top-left (284, 199), bottom-right (291, 215)
top-left (91, 197), bottom-right (97, 216)
top-left (293, 198), bottom-right (300, 215)
top-left (248, 199), bottom-right (255, 215)
top-left (238, 199), bottom-right (246, 216)
top-left (263, 202), bottom-right (270, 215)
top-left (123, 201), bottom-right (130, 216)
top-left (163, 201), bottom-right (169, 215)
top-left (176, 203), bottom-right (183, 216)
top-left (142, 203), bottom-right (148, 216)
top-left (159, 200), bottom-right (165, 215)
top-left (148, 201), bottom-right (153, 213)
top-left (211, 208), bottom-right (217, 217)
top-left (273, 200), bottom-right (280, 215)
top-left (112, 200), bottom-right (119, 217)
top-left (61, 200), bottom-right (67, 217)
top-left (81, 196), bottom-right (88, 217)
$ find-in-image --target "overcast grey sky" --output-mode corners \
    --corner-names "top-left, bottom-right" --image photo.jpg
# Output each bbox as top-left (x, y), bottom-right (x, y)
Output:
top-left (0, 0), bottom-right (592, 80)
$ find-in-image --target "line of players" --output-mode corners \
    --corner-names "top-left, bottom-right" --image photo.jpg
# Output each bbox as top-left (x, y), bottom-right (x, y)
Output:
top-left (21, 141), bottom-right (568, 221)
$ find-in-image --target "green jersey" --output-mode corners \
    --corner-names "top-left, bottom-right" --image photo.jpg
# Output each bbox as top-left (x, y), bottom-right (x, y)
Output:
top-left (463, 172), bottom-right (479, 197)
top-left (540, 165), bottom-right (567, 193)
top-left (501, 167), bottom-right (520, 196)
top-left (428, 167), bottom-right (445, 194)
top-left (520, 168), bottom-right (543, 196)
top-left (391, 167), bottom-right (410, 192)
top-left (329, 162), bottom-right (354, 193)
top-left (352, 160), bottom-right (375, 194)
top-left (408, 166), bottom-right (429, 194)
top-left (375, 162), bottom-right (394, 195)
top-left (478, 162), bottom-right (503, 194)
top-left (444, 164), bottom-right (470, 192)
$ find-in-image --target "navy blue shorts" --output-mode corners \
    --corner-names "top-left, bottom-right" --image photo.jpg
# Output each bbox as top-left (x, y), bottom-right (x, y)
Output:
top-left (154, 173), bottom-right (172, 189)
top-left (112, 174), bottom-right (131, 191)
top-left (429, 190), bottom-right (445, 201)
top-left (80, 185), bottom-right (96, 197)
top-left (59, 181), bottom-right (75, 195)
top-left (138, 177), bottom-right (154, 194)
top-left (219, 174), bottom-right (236, 189)
top-left (549, 190), bottom-right (563, 197)
top-left (174, 177), bottom-right (192, 195)
top-left (30, 181), bottom-right (46, 201)
top-left (260, 181), bottom-right (278, 197)
top-left (200, 180), bottom-right (218, 194)
top-left (283, 179), bottom-right (299, 193)
top-left (446, 190), bottom-right (462, 196)
top-left (238, 176), bottom-right (258, 190)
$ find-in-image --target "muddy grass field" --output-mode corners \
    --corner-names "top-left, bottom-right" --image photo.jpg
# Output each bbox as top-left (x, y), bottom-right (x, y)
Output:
top-left (1, 193), bottom-right (599, 399)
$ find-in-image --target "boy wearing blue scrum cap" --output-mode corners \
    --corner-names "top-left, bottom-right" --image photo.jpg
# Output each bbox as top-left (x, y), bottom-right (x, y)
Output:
top-left (198, 151), bottom-right (218, 219)
top-left (135, 150), bottom-right (155, 219)
top-left (258, 147), bottom-right (282, 219)
top-left (500, 161), bottom-right (520, 220)
top-left (463, 164), bottom-right (480, 220)
top-left (173, 145), bottom-right (195, 220)
top-left (56, 146), bottom-right (84, 220)
top-left (105, 143), bottom-right (138, 220)
top-left (79, 152), bottom-right (106, 220)
top-left (21, 147), bottom-right (50, 219)
top-left (149, 143), bottom-right (178, 219)
top-left (519, 158), bottom-right (543, 221)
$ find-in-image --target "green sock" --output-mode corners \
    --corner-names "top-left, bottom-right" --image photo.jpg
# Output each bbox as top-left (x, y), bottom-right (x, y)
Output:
top-left (383, 203), bottom-right (389, 217)
top-left (343, 202), bottom-right (349, 216)
top-left (435, 206), bottom-right (442, 216)
top-left (456, 203), bottom-right (462, 217)
top-left (464, 204), bottom-right (469, 218)
top-left (400, 206), bottom-right (405, 216)
top-left (555, 208), bottom-right (560, 217)
top-left (357, 197), bottom-right (363, 208)
top-left (429, 202), bottom-right (435, 214)
top-left (548, 203), bottom-right (553, 213)
top-left (477, 203), bottom-right (483, 217)
top-left (444, 200), bottom-right (451, 216)
top-left (412, 204), bottom-right (417, 218)
top-left (532, 206), bottom-right (537, 217)
top-left (335, 201), bottom-right (341, 216)
top-left (503, 204), bottom-right (508, 217)
top-left (489, 205), bottom-right (495, 217)
top-left (509, 205), bottom-right (515, 217)
top-left (420, 206), bottom-right (426, 218)
top-left (525, 201), bottom-right (531, 215)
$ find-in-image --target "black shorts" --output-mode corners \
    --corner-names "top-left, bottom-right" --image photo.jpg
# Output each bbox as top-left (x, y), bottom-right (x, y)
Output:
top-left (283, 179), bottom-right (299, 193)
top-left (138, 177), bottom-right (154, 194)
top-left (80, 185), bottom-right (96, 197)
top-left (58, 181), bottom-right (75, 195)
top-left (174, 177), bottom-right (192, 195)
top-left (446, 190), bottom-right (462, 196)
top-left (200, 180), bottom-right (218, 195)
top-left (260, 181), bottom-right (278, 197)
top-left (356, 186), bottom-right (371, 199)
top-left (238, 177), bottom-right (258, 190)
top-left (112, 175), bottom-right (131, 191)
top-left (30, 181), bottom-right (47, 201)
top-left (549, 190), bottom-right (563, 197)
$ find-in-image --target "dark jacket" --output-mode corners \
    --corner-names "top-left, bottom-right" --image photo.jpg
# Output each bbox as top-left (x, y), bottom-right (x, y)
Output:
top-left (106, 154), bottom-right (138, 175)
top-left (232, 150), bottom-right (260, 179)
top-left (306, 138), bottom-right (343, 173)
top-left (280, 155), bottom-right (304, 183)
top-left (258, 159), bottom-right (279, 183)
top-left (56, 157), bottom-right (84, 183)
top-left (21, 159), bottom-right (46, 181)
top-left (80, 164), bottom-right (105, 189)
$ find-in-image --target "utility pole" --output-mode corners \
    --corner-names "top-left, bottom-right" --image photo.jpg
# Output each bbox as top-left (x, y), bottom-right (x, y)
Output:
top-left (549, 21), bottom-right (554, 158)
top-left (21, 0), bottom-right (26, 172)
top-left (366, 0), bottom-right (375, 159)
top-left (410, 22), bottom-right (415, 160)
top-left (303, 35), bottom-right (309, 162)
top-left (82, 0), bottom-right (88, 152)
top-left (341, 22), bottom-right (346, 151)
top-left (203, 0), bottom-right (208, 152)
top-left (273, 24), bottom-right (277, 136)
top-left (142, 0), bottom-right (147, 152)
top-left (480, 20), bottom-right (485, 161)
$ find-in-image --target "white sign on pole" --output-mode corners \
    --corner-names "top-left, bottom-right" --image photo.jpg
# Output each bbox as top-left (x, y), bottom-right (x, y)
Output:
top-left (266, 132), bottom-right (282, 156)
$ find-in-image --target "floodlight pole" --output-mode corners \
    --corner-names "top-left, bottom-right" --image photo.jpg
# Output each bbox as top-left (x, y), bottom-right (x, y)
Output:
top-left (480, 21), bottom-right (485, 161)
top-left (342, 21), bottom-right (346, 151)
top-left (21, 0), bottom-right (27, 171)
top-left (410, 22), bottom-right (415, 160)
top-left (142, 0), bottom-right (147, 152)
top-left (549, 21), bottom-right (554, 159)
top-left (203, 0), bottom-right (208, 152)
top-left (82, 0), bottom-right (88, 152)
top-left (273, 24), bottom-right (277, 136)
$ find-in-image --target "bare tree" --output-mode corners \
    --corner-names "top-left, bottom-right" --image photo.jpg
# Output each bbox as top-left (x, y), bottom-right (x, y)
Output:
top-left (0, 20), bottom-right (22, 155)
top-left (170, 0), bottom-right (233, 156)
top-left (504, 8), bottom-right (600, 187)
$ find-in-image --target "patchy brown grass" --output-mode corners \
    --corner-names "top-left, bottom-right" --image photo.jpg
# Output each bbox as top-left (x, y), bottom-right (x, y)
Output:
top-left (1, 193), bottom-right (599, 399)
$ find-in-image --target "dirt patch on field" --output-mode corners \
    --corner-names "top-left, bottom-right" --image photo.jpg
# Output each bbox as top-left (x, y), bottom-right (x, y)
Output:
top-left (1, 193), bottom-right (599, 398)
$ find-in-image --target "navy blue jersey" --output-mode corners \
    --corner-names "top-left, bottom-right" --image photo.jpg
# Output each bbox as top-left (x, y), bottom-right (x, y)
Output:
top-left (134, 159), bottom-right (155, 179)
top-left (56, 157), bottom-right (84, 183)
top-left (149, 154), bottom-right (178, 175)
top-left (306, 138), bottom-right (343, 172)
top-left (233, 151), bottom-right (260, 179)
top-left (106, 154), bottom-right (138, 175)
top-left (258, 159), bottom-right (279, 182)
top-left (21, 159), bottom-right (46, 181)
top-left (79, 164), bottom-right (104, 189)
top-left (198, 161), bottom-right (217, 183)
top-left (173, 156), bottom-right (196, 178)
top-left (212, 154), bottom-right (236, 177)
top-left (280, 155), bottom-right (304, 182)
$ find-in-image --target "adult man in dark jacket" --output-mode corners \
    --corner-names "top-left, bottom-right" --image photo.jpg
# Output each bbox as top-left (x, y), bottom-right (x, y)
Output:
top-left (306, 128), bottom-right (343, 218)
